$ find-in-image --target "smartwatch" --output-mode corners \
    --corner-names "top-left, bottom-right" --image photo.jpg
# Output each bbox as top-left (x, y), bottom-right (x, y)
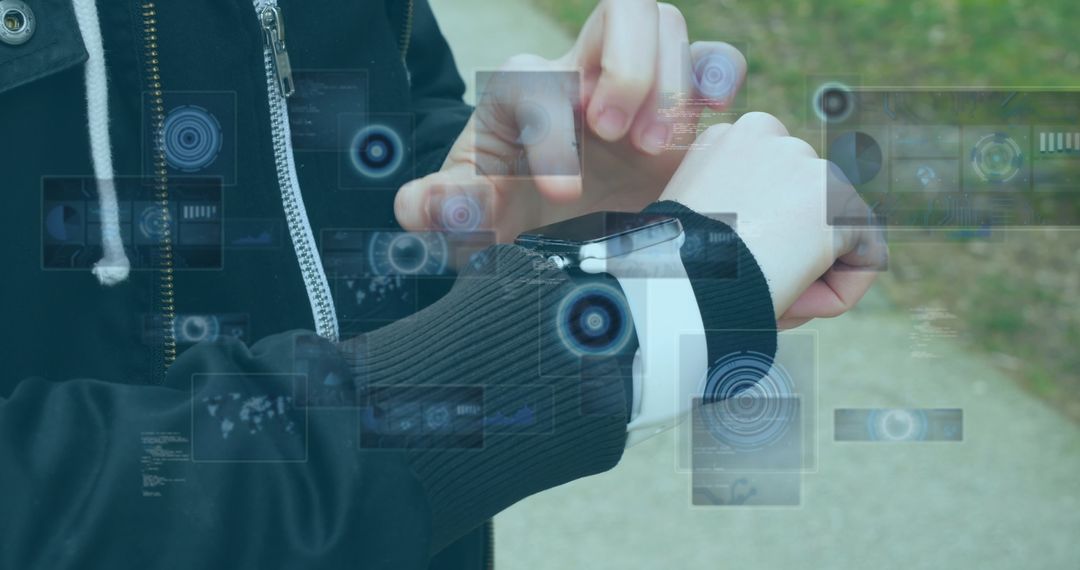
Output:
top-left (516, 212), bottom-right (709, 447)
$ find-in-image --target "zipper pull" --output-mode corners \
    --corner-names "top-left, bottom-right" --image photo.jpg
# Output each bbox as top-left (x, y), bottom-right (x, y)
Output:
top-left (260, 5), bottom-right (294, 97)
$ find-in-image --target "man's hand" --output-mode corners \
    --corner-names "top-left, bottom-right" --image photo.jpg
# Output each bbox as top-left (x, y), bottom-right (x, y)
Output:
top-left (659, 113), bottom-right (888, 328)
top-left (395, 0), bottom-right (746, 242)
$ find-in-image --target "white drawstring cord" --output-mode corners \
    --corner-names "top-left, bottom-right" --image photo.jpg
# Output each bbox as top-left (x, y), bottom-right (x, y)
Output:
top-left (72, 0), bottom-right (131, 285)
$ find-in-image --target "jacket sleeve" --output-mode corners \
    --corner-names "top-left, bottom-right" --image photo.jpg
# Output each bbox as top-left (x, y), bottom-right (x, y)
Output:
top-left (405, 0), bottom-right (473, 176)
top-left (0, 246), bottom-right (635, 569)
top-left (0, 334), bottom-right (433, 570)
top-left (0, 221), bottom-right (777, 567)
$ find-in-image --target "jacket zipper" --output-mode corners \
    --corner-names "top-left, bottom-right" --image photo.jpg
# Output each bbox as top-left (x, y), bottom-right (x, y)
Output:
top-left (141, 1), bottom-right (177, 376)
top-left (255, 0), bottom-right (339, 341)
top-left (485, 519), bottom-right (495, 570)
top-left (398, 0), bottom-right (414, 61)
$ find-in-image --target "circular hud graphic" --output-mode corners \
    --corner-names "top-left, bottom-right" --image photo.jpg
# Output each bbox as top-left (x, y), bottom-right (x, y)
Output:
top-left (349, 124), bottom-right (405, 179)
top-left (175, 315), bottom-right (221, 344)
top-left (693, 52), bottom-right (738, 101)
top-left (138, 205), bottom-right (171, 241)
top-left (368, 231), bottom-right (448, 276)
top-left (867, 408), bottom-right (928, 441)
top-left (813, 82), bottom-right (855, 123)
top-left (440, 194), bottom-right (484, 233)
top-left (971, 132), bottom-right (1023, 183)
top-left (162, 105), bottom-right (223, 172)
top-left (556, 283), bottom-right (633, 357)
top-left (701, 351), bottom-right (797, 452)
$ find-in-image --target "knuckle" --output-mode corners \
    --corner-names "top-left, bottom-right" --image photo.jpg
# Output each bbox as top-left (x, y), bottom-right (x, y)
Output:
top-left (781, 136), bottom-right (819, 158)
top-left (734, 111), bottom-right (787, 134)
top-left (599, 59), bottom-right (652, 94)
top-left (699, 123), bottom-right (732, 144)
top-left (500, 53), bottom-right (549, 71)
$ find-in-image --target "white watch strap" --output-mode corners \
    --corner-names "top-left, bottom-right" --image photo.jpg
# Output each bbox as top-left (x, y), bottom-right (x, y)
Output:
top-left (579, 235), bottom-right (708, 448)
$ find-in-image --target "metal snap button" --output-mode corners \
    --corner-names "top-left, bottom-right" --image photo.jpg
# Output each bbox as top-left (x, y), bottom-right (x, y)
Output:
top-left (0, 0), bottom-right (35, 46)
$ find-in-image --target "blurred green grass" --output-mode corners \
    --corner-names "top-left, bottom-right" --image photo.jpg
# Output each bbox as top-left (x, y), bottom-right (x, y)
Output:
top-left (532, 0), bottom-right (1080, 421)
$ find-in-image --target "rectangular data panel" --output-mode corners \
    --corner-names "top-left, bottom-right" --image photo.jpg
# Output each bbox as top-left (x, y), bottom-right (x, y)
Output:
top-left (834, 408), bottom-right (963, 442)
top-left (359, 385), bottom-right (484, 450)
top-left (824, 89), bottom-right (1080, 228)
top-left (289, 70), bottom-right (368, 151)
top-left (42, 176), bottom-right (223, 270)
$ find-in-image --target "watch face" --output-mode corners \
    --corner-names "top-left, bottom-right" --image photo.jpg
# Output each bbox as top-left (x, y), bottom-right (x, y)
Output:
top-left (516, 211), bottom-right (676, 247)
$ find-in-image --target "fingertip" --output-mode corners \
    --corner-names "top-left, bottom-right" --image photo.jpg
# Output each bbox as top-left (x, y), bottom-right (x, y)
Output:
top-left (589, 103), bottom-right (631, 142)
top-left (634, 120), bottom-right (673, 156)
top-left (394, 180), bottom-right (431, 230)
top-left (689, 41), bottom-right (747, 109)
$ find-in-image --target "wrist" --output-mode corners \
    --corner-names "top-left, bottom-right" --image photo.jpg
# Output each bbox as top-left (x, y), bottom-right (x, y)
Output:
top-left (640, 200), bottom-right (778, 365)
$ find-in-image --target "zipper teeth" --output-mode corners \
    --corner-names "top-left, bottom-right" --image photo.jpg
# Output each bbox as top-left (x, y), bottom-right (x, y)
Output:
top-left (399, 0), bottom-right (414, 60)
top-left (142, 1), bottom-right (177, 370)
top-left (256, 1), bottom-right (339, 341)
top-left (486, 520), bottom-right (495, 570)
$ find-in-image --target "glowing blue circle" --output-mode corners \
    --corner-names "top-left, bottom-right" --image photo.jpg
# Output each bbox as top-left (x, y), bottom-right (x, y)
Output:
top-left (556, 283), bottom-right (632, 357)
top-left (971, 132), bottom-right (1023, 183)
top-left (812, 81), bottom-right (854, 123)
top-left (175, 315), bottom-right (220, 343)
top-left (367, 231), bottom-right (448, 276)
top-left (867, 409), bottom-right (928, 441)
top-left (349, 124), bottom-right (405, 179)
top-left (162, 105), bottom-right (223, 172)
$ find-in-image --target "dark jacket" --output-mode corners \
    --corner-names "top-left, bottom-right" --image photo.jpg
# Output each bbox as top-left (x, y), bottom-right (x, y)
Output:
top-left (0, 1), bottom-right (778, 568)
top-left (0, 0), bottom-right (496, 567)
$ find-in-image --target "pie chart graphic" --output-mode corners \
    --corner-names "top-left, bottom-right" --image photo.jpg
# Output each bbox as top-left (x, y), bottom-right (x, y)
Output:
top-left (828, 131), bottom-right (883, 186)
top-left (45, 204), bottom-right (83, 243)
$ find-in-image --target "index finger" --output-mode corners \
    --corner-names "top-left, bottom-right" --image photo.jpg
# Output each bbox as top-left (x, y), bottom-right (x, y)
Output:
top-left (570, 0), bottom-right (660, 141)
top-left (689, 41), bottom-right (748, 111)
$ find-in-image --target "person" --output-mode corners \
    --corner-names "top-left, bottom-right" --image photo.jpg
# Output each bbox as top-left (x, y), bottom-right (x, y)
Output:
top-left (0, 0), bottom-right (884, 568)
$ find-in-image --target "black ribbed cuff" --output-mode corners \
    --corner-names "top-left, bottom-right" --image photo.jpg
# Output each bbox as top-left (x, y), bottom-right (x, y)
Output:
top-left (642, 200), bottom-right (778, 367)
top-left (340, 245), bottom-right (629, 553)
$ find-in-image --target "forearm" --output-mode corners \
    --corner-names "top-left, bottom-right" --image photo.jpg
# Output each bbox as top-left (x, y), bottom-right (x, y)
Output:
top-left (340, 245), bottom-right (633, 553)
top-left (0, 337), bottom-right (431, 569)
top-left (0, 209), bottom-right (776, 567)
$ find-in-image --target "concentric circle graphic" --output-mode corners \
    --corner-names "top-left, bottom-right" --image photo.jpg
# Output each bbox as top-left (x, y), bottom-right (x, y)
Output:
top-left (701, 351), bottom-right (797, 452)
top-left (971, 132), bottom-right (1023, 183)
top-left (867, 408), bottom-right (928, 441)
top-left (162, 105), bottom-right (223, 172)
top-left (349, 124), bottom-right (404, 179)
top-left (368, 232), bottom-right (449, 276)
top-left (693, 52), bottom-right (738, 100)
top-left (556, 283), bottom-right (633, 356)
top-left (138, 205), bottom-right (170, 241)
top-left (175, 315), bottom-right (221, 343)
top-left (441, 195), bottom-right (484, 232)
top-left (812, 82), bottom-right (854, 123)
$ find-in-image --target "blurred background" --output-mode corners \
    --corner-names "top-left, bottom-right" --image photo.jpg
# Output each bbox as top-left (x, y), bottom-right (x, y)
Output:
top-left (430, 1), bottom-right (1080, 568)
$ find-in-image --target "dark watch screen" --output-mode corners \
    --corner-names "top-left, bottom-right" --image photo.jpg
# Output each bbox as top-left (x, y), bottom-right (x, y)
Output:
top-left (516, 211), bottom-right (675, 247)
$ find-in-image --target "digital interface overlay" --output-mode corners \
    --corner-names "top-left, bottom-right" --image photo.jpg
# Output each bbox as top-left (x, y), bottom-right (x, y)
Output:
top-left (42, 176), bottom-right (223, 271)
top-left (823, 89), bottom-right (1080, 230)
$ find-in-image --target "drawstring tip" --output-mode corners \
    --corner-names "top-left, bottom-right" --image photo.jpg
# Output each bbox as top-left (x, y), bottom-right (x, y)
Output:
top-left (92, 256), bottom-right (131, 286)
